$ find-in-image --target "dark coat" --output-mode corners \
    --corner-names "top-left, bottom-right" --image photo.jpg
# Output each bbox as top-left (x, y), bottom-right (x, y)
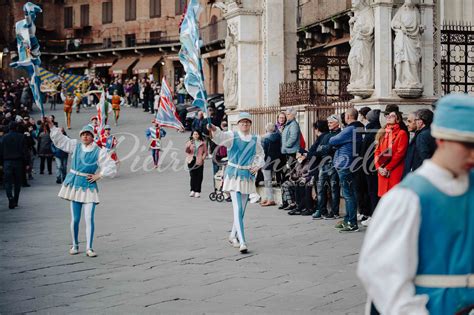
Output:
top-left (37, 132), bottom-right (53, 156)
top-left (1, 131), bottom-right (28, 162)
top-left (361, 121), bottom-right (381, 175)
top-left (262, 131), bottom-right (283, 171)
top-left (403, 126), bottom-right (436, 177)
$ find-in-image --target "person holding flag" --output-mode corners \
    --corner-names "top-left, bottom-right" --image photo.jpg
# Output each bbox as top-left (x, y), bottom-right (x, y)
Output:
top-left (46, 117), bottom-right (117, 258)
top-left (146, 119), bottom-right (167, 169)
top-left (208, 113), bottom-right (265, 254)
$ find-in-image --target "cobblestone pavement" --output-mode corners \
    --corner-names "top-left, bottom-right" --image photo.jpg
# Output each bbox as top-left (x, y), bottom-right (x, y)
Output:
top-left (0, 106), bottom-right (366, 314)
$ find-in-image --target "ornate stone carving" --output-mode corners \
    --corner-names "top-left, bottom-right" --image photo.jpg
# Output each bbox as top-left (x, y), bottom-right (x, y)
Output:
top-left (212, 0), bottom-right (243, 14)
top-left (224, 22), bottom-right (238, 109)
top-left (347, 0), bottom-right (375, 98)
top-left (392, 0), bottom-right (424, 98)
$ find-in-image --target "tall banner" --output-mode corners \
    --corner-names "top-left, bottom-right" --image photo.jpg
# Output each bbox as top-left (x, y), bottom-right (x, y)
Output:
top-left (10, 2), bottom-right (45, 116)
top-left (178, 0), bottom-right (209, 116)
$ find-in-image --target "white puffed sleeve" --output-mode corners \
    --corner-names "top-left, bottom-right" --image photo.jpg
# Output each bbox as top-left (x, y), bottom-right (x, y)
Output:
top-left (212, 128), bottom-right (234, 149)
top-left (50, 126), bottom-right (77, 154)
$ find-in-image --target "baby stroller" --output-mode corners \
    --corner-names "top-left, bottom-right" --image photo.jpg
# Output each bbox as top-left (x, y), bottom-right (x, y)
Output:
top-left (209, 158), bottom-right (227, 202)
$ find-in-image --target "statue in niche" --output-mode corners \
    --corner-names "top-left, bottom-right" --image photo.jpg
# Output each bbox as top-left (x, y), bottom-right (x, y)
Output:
top-left (347, 0), bottom-right (375, 93)
top-left (391, 0), bottom-right (424, 92)
top-left (224, 23), bottom-right (238, 109)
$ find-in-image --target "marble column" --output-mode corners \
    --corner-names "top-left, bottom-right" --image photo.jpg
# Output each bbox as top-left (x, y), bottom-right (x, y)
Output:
top-left (420, 0), bottom-right (437, 97)
top-left (373, 0), bottom-right (394, 98)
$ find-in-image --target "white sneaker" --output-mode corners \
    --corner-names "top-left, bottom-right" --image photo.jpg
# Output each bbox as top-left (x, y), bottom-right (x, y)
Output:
top-left (86, 249), bottom-right (97, 257)
top-left (69, 247), bottom-right (79, 255)
top-left (239, 244), bottom-right (248, 254)
top-left (357, 214), bottom-right (365, 221)
top-left (361, 217), bottom-right (372, 227)
top-left (189, 191), bottom-right (195, 197)
top-left (194, 192), bottom-right (200, 198)
top-left (228, 238), bottom-right (240, 248)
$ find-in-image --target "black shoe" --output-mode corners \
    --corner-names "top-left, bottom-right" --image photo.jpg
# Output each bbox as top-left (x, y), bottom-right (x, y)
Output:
top-left (288, 209), bottom-right (302, 215)
top-left (301, 209), bottom-right (313, 216)
top-left (22, 183), bottom-right (31, 187)
top-left (8, 199), bottom-right (15, 209)
top-left (56, 178), bottom-right (62, 184)
top-left (40, 172), bottom-right (44, 175)
top-left (278, 203), bottom-right (288, 210)
top-left (284, 204), bottom-right (296, 211)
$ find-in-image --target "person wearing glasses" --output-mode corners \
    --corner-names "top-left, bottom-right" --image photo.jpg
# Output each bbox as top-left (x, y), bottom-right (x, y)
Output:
top-left (374, 105), bottom-right (409, 197)
top-left (208, 112), bottom-right (264, 254)
top-left (358, 94), bottom-right (474, 315)
top-left (403, 109), bottom-right (437, 178)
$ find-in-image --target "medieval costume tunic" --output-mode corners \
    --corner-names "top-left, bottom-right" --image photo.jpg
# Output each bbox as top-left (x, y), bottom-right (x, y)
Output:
top-left (145, 125), bottom-right (166, 167)
top-left (212, 129), bottom-right (264, 194)
top-left (358, 94), bottom-right (474, 315)
top-left (51, 126), bottom-right (117, 203)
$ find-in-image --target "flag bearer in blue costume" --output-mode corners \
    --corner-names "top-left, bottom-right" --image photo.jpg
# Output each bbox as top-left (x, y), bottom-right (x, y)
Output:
top-left (358, 94), bottom-right (474, 315)
top-left (46, 117), bottom-right (117, 257)
top-left (209, 112), bottom-right (264, 254)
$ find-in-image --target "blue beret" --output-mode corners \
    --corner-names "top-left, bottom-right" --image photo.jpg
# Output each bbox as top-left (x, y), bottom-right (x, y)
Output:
top-left (237, 112), bottom-right (252, 124)
top-left (79, 124), bottom-right (95, 136)
top-left (432, 94), bottom-right (474, 143)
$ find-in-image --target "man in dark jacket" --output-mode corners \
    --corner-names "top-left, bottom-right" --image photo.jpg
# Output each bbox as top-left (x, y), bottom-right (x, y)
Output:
top-left (359, 109), bottom-right (382, 226)
top-left (310, 118), bottom-right (341, 219)
top-left (329, 108), bottom-right (364, 232)
top-left (1, 122), bottom-right (28, 209)
top-left (403, 108), bottom-right (436, 178)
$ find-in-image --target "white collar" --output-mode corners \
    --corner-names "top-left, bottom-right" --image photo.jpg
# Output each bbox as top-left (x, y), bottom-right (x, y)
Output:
top-left (415, 160), bottom-right (469, 196)
top-left (237, 130), bottom-right (253, 141)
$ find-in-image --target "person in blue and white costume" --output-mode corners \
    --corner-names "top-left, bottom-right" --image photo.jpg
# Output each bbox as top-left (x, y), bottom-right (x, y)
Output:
top-left (46, 118), bottom-right (117, 258)
top-left (209, 112), bottom-right (264, 254)
top-left (358, 94), bottom-right (474, 315)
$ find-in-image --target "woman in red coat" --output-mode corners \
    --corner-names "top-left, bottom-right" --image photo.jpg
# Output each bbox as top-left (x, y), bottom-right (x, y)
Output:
top-left (374, 111), bottom-right (409, 197)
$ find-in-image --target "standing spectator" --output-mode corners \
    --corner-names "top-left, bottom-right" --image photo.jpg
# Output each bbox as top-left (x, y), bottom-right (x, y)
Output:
top-left (329, 108), bottom-right (363, 232)
top-left (274, 112), bottom-right (287, 184)
top-left (37, 122), bottom-right (54, 175)
top-left (51, 127), bottom-right (69, 184)
top-left (281, 108), bottom-right (301, 170)
top-left (358, 106), bottom-right (371, 126)
top-left (375, 109), bottom-right (409, 197)
top-left (359, 109), bottom-right (382, 227)
top-left (185, 130), bottom-right (208, 198)
top-left (310, 117), bottom-right (341, 220)
top-left (260, 122), bottom-right (282, 207)
top-left (177, 77), bottom-right (187, 104)
top-left (1, 122), bottom-right (28, 209)
top-left (192, 111), bottom-right (206, 134)
top-left (403, 108), bottom-right (436, 177)
top-left (275, 112), bottom-right (286, 133)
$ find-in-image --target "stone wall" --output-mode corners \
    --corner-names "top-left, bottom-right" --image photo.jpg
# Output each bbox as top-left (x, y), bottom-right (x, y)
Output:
top-left (298, 0), bottom-right (351, 27)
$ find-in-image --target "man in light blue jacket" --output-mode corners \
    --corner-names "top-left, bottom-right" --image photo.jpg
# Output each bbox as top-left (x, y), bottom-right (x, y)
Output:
top-left (281, 108), bottom-right (301, 169)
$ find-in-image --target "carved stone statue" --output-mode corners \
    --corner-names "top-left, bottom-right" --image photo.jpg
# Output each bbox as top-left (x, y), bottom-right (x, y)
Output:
top-left (347, 0), bottom-right (375, 97)
top-left (392, 0), bottom-right (424, 97)
top-left (224, 23), bottom-right (238, 109)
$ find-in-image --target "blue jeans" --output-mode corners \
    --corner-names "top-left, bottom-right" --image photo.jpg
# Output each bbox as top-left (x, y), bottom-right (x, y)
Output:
top-left (317, 166), bottom-right (340, 216)
top-left (55, 156), bottom-right (68, 182)
top-left (336, 168), bottom-right (357, 226)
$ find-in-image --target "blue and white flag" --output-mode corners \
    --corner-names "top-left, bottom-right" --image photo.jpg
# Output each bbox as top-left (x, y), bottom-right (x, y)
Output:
top-left (179, 0), bottom-right (208, 115)
top-left (10, 2), bottom-right (45, 116)
top-left (155, 78), bottom-right (184, 130)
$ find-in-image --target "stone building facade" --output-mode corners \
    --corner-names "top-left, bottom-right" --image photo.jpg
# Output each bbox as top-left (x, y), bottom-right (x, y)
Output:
top-left (0, 0), bottom-right (225, 94)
